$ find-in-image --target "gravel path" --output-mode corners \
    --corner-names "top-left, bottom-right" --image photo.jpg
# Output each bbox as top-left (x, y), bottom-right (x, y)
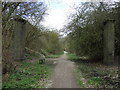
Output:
top-left (48, 54), bottom-right (79, 88)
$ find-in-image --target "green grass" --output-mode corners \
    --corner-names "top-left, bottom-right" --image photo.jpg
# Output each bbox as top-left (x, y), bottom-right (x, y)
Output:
top-left (67, 53), bottom-right (79, 61)
top-left (76, 62), bottom-right (119, 88)
top-left (3, 61), bottom-right (51, 88)
top-left (67, 53), bottom-right (119, 88)
top-left (75, 70), bottom-right (86, 88)
top-left (87, 77), bottom-right (104, 85)
top-left (67, 53), bottom-right (89, 62)
top-left (47, 52), bottom-right (64, 58)
top-left (80, 63), bottom-right (118, 88)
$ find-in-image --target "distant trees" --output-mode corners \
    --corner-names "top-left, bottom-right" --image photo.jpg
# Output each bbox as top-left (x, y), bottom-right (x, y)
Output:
top-left (44, 31), bottom-right (62, 54)
top-left (65, 2), bottom-right (120, 60)
top-left (25, 25), bottom-right (62, 56)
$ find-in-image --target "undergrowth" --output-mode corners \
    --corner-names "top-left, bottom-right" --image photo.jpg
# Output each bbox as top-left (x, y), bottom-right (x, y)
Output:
top-left (67, 53), bottom-right (119, 88)
top-left (67, 53), bottom-right (79, 61)
top-left (2, 60), bottom-right (51, 88)
top-left (47, 52), bottom-right (64, 58)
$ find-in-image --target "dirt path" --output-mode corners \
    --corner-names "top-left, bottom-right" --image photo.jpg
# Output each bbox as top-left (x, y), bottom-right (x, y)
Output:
top-left (46, 54), bottom-right (78, 88)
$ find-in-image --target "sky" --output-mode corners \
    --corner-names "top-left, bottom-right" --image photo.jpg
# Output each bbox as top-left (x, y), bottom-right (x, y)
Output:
top-left (41, 0), bottom-right (83, 30)
top-left (41, 0), bottom-right (120, 30)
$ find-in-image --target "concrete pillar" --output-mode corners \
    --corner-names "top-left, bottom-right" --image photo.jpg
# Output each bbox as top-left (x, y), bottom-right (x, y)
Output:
top-left (14, 18), bottom-right (26, 60)
top-left (104, 20), bottom-right (115, 65)
top-left (0, 1), bottom-right (2, 89)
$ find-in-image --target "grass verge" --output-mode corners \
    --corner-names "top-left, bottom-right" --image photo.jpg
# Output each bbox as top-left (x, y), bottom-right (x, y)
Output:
top-left (67, 53), bottom-right (79, 61)
top-left (2, 60), bottom-right (52, 88)
top-left (67, 53), bottom-right (119, 88)
top-left (46, 52), bottom-right (64, 58)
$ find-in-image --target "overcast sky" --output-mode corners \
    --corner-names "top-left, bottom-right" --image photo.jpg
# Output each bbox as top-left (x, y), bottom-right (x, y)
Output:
top-left (41, 0), bottom-right (119, 30)
top-left (41, 0), bottom-right (83, 30)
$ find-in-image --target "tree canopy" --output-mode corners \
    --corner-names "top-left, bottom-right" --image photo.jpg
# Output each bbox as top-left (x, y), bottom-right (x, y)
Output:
top-left (64, 2), bottom-right (120, 60)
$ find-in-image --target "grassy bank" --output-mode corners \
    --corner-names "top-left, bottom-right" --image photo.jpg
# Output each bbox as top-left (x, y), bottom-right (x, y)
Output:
top-left (3, 60), bottom-right (52, 88)
top-left (67, 53), bottom-right (119, 88)
top-left (67, 53), bottom-right (79, 61)
top-left (47, 52), bottom-right (64, 58)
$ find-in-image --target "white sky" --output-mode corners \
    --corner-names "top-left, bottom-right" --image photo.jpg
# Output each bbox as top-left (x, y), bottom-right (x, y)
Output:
top-left (41, 0), bottom-right (120, 30)
top-left (41, 0), bottom-right (83, 30)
